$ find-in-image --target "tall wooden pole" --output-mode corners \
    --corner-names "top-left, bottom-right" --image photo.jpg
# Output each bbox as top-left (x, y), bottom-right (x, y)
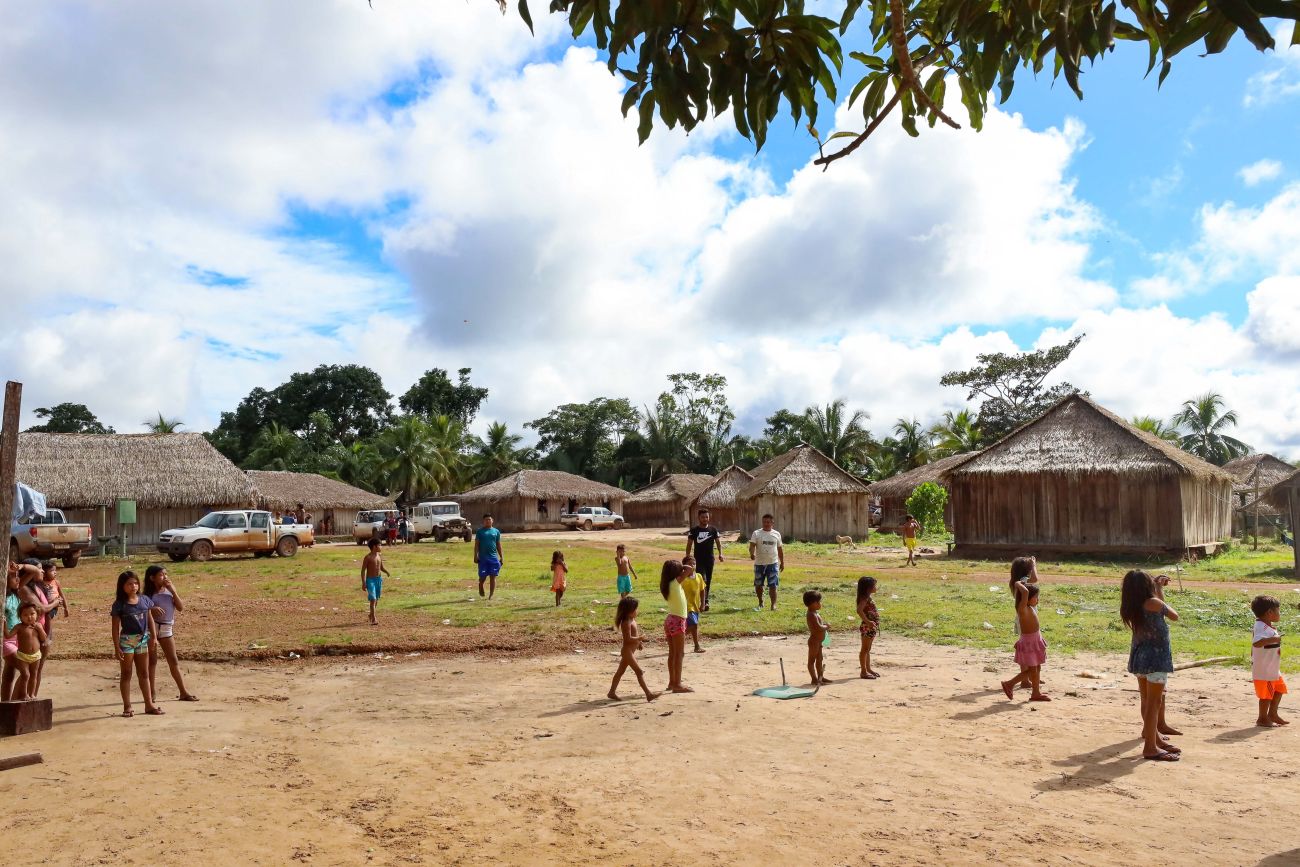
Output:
top-left (0, 381), bottom-right (22, 579)
top-left (1291, 488), bottom-right (1299, 580)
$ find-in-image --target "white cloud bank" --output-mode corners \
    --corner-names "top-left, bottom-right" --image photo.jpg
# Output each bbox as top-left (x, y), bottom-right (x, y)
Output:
top-left (1240, 159), bottom-right (1284, 187)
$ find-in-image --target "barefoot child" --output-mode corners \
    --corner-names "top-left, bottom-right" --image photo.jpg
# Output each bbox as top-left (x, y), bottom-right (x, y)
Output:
top-left (1002, 582), bottom-right (1049, 701)
top-left (143, 565), bottom-right (197, 702)
top-left (608, 598), bottom-right (659, 702)
top-left (361, 539), bottom-right (391, 626)
top-left (615, 544), bottom-right (637, 599)
top-left (856, 577), bottom-right (880, 679)
top-left (1252, 595), bottom-right (1288, 727)
top-left (110, 570), bottom-right (163, 717)
top-left (804, 590), bottom-right (829, 685)
top-left (681, 556), bottom-right (705, 653)
top-left (1121, 570), bottom-right (1180, 761)
top-left (900, 514), bottom-right (920, 567)
top-left (550, 551), bottom-right (568, 607)
top-left (1003, 556), bottom-right (1038, 693)
top-left (11, 603), bottom-right (46, 700)
top-left (660, 560), bottom-right (692, 693)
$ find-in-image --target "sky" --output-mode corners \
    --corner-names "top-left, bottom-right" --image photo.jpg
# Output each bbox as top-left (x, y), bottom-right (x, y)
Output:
top-left (1, 2), bottom-right (1298, 456)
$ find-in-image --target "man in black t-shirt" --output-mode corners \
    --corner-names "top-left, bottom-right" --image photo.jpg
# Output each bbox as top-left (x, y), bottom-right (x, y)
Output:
top-left (685, 508), bottom-right (725, 612)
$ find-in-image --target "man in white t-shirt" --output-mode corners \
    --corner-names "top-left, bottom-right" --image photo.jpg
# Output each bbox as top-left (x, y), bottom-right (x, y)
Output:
top-left (748, 514), bottom-right (784, 611)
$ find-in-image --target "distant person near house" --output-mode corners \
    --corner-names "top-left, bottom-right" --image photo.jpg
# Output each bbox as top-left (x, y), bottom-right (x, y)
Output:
top-left (749, 514), bottom-right (784, 611)
top-left (685, 509), bottom-right (724, 612)
top-left (900, 514), bottom-right (921, 567)
top-left (474, 515), bottom-right (504, 600)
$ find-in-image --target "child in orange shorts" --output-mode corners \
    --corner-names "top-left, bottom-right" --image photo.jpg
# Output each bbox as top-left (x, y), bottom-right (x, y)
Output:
top-left (1251, 595), bottom-right (1288, 728)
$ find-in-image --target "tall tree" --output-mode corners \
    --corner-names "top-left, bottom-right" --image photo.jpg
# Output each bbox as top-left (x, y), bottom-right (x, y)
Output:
top-left (1172, 393), bottom-right (1251, 465)
top-left (243, 422), bottom-right (304, 471)
top-left (527, 398), bottom-right (640, 481)
top-left (802, 400), bottom-right (873, 470)
top-left (930, 409), bottom-right (983, 457)
top-left (331, 440), bottom-right (384, 493)
top-left (642, 395), bottom-right (691, 482)
top-left (1131, 415), bottom-right (1182, 445)
top-left (504, 3), bottom-right (1295, 161)
top-left (647, 373), bottom-right (737, 474)
top-left (376, 415), bottom-right (465, 503)
top-left (399, 368), bottom-right (489, 425)
top-left (25, 403), bottom-right (114, 434)
top-left (891, 418), bottom-right (933, 470)
top-left (468, 422), bottom-right (533, 484)
top-left (940, 336), bottom-right (1084, 440)
top-left (143, 413), bottom-right (184, 434)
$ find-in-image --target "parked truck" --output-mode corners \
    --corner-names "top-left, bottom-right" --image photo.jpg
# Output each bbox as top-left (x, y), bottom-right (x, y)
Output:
top-left (408, 501), bottom-right (473, 543)
top-left (559, 505), bottom-right (625, 531)
top-left (9, 508), bottom-right (93, 568)
top-left (157, 510), bottom-right (313, 562)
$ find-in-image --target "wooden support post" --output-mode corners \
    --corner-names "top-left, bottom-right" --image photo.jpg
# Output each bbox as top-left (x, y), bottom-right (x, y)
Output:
top-left (0, 381), bottom-right (22, 579)
top-left (0, 752), bottom-right (43, 772)
top-left (0, 699), bottom-right (53, 737)
top-left (1292, 489), bottom-right (1299, 580)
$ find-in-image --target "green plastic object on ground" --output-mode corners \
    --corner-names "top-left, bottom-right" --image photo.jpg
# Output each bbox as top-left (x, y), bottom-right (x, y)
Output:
top-left (752, 659), bottom-right (819, 700)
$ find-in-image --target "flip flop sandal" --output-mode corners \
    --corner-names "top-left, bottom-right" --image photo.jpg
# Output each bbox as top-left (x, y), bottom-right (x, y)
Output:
top-left (1142, 752), bottom-right (1179, 762)
top-left (145, 707), bottom-right (166, 715)
top-left (179, 695), bottom-right (200, 702)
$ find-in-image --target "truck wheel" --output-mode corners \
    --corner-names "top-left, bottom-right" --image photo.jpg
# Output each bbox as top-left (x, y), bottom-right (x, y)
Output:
top-left (434, 530), bottom-right (447, 543)
top-left (168, 553), bottom-right (188, 563)
top-left (190, 540), bottom-right (214, 562)
top-left (253, 550), bottom-right (272, 559)
top-left (462, 531), bottom-right (471, 542)
top-left (61, 551), bottom-right (82, 569)
top-left (613, 519), bottom-right (624, 530)
top-left (276, 536), bottom-right (299, 558)
top-left (583, 519), bottom-right (593, 531)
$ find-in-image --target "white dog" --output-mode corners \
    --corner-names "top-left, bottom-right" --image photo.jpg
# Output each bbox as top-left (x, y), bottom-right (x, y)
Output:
top-left (835, 535), bottom-right (856, 551)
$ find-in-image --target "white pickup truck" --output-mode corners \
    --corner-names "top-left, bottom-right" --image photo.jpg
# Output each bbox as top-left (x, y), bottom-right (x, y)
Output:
top-left (559, 506), bottom-right (625, 531)
top-left (9, 508), bottom-right (93, 568)
top-left (408, 501), bottom-right (473, 543)
top-left (157, 510), bottom-right (314, 562)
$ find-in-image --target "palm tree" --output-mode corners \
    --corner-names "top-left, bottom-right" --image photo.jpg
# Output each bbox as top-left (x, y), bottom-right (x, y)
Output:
top-left (865, 447), bottom-right (900, 481)
top-left (1171, 393), bottom-right (1251, 465)
top-left (470, 422), bottom-right (530, 484)
top-left (244, 422), bottom-right (303, 471)
top-left (331, 441), bottom-right (383, 492)
top-left (377, 416), bottom-right (445, 503)
top-left (930, 409), bottom-right (982, 457)
top-left (1130, 415), bottom-right (1182, 445)
top-left (891, 418), bottom-right (933, 470)
top-left (641, 398), bottom-right (689, 483)
top-left (802, 400), bottom-right (872, 468)
top-left (144, 413), bottom-right (184, 433)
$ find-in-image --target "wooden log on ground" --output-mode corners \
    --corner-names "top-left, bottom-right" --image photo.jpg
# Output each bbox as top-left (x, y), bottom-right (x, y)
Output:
top-left (0, 700), bottom-right (53, 737)
top-left (1172, 656), bottom-right (1234, 671)
top-left (0, 752), bottom-right (43, 772)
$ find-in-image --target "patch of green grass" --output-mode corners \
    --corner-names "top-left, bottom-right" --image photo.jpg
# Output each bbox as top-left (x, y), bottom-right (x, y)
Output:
top-left (305, 633), bottom-right (354, 646)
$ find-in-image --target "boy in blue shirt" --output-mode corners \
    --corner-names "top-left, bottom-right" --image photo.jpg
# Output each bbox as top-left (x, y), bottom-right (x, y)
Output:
top-left (474, 515), bottom-right (504, 600)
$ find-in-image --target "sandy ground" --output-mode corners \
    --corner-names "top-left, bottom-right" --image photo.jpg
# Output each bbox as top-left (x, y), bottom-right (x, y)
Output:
top-left (5, 636), bottom-right (1300, 866)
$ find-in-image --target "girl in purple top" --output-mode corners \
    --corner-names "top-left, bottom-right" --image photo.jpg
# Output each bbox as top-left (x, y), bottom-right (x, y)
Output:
top-left (110, 570), bottom-right (163, 717)
top-left (143, 565), bottom-right (197, 702)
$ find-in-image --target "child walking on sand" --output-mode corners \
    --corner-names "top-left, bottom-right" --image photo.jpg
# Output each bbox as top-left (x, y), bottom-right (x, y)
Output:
top-left (1121, 570), bottom-right (1180, 762)
top-left (361, 539), bottom-right (391, 626)
top-left (615, 544), bottom-right (637, 599)
top-left (110, 570), bottom-right (162, 717)
top-left (11, 603), bottom-right (47, 700)
top-left (1001, 582), bottom-right (1049, 701)
top-left (856, 577), bottom-right (880, 679)
top-left (1003, 556), bottom-right (1039, 693)
top-left (1252, 595), bottom-right (1288, 728)
top-left (660, 560), bottom-right (692, 693)
top-left (804, 591), bottom-right (830, 685)
top-left (900, 514), bottom-right (920, 567)
top-left (681, 556), bottom-right (705, 653)
top-left (608, 598), bottom-right (659, 702)
top-left (550, 551), bottom-right (568, 607)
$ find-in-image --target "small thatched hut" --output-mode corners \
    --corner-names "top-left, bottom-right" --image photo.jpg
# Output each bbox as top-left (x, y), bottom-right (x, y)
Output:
top-left (454, 470), bottom-right (627, 532)
top-left (947, 395), bottom-right (1234, 555)
top-left (622, 473), bottom-right (714, 528)
top-left (867, 452), bottom-right (975, 532)
top-left (690, 464), bottom-right (755, 533)
top-left (1263, 469), bottom-right (1300, 577)
top-left (735, 445), bottom-right (870, 542)
top-left (247, 470), bottom-right (394, 535)
top-left (1221, 453), bottom-right (1297, 537)
top-left (16, 432), bottom-right (256, 546)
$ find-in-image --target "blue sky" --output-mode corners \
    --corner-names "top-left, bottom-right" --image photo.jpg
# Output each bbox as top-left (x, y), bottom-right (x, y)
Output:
top-left (0, 3), bottom-right (1297, 455)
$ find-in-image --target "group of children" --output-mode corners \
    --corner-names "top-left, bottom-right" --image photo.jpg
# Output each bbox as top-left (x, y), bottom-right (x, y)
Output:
top-left (3, 558), bottom-right (69, 701)
top-left (109, 566), bottom-right (198, 717)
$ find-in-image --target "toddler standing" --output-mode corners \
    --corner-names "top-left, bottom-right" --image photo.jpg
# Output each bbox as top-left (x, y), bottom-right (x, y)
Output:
top-left (681, 556), bottom-right (705, 653)
top-left (804, 590), bottom-right (830, 685)
top-left (550, 551), bottom-right (568, 607)
top-left (1251, 595), bottom-right (1288, 727)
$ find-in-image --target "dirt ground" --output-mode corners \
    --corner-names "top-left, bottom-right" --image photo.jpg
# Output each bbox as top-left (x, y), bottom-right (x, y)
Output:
top-left (7, 636), bottom-right (1299, 866)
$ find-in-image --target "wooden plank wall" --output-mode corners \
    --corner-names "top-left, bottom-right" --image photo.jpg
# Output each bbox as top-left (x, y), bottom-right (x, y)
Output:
top-left (1179, 477), bottom-right (1233, 547)
top-left (740, 493), bottom-right (868, 543)
top-left (624, 499), bottom-right (689, 527)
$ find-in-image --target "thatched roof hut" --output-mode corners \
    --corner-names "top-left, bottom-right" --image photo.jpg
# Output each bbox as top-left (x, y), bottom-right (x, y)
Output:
top-left (623, 473), bottom-right (714, 528)
top-left (16, 432), bottom-right (256, 545)
top-left (866, 452), bottom-right (975, 531)
top-left (1262, 469), bottom-right (1300, 577)
top-left (247, 470), bottom-right (393, 534)
top-left (735, 444), bottom-right (870, 542)
top-left (690, 464), bottom-right (754, 532)
top-left (948, 394), bottom-right (1234, 555)
top-left (454, 470), bottom-right (627, 532)
top-left (1221, 454), bottom-right (1296, 522)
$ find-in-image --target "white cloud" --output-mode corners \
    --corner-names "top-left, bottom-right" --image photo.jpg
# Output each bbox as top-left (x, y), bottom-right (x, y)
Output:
top-left (1245, 276), bottom-right (1300, 357)
top-left (1239, 159), bottom-right (1284, 187)
top-left (1244, 24), bottom-right (1300, 107)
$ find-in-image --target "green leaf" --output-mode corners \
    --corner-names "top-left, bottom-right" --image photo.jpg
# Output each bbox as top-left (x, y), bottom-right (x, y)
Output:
top-left (827, 130), bottom-right (861, 140)
top-left (637, 91), bottom-right (656, 144)
top-left (1157, 57), bottom-right (1173, 87)
top-left (518, 0), bottom-right (534, 35)
top-left (1209, 0), bottom-right (1276, 50)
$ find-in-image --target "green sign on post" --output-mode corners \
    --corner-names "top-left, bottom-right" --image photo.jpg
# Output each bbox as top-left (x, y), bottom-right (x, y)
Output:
top-left (116, 499), bottom-right (136, 556)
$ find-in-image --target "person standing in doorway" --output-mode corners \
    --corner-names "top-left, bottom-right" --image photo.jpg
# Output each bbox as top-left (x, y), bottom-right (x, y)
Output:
top-left (749, 514), bottom-right (784, 611)
top-left (685, 508), bottom-right (724, 612)
top-left (474, 515), bottom-right (504, 600)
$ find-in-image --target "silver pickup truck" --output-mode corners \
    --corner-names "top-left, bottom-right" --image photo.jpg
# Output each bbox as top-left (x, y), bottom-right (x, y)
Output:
top-left (158, 509), bottom-right (314, 562)
top-left (559, 506), bottom-right (625, 531)
top-left (9, 508), bottom-right (93, 568)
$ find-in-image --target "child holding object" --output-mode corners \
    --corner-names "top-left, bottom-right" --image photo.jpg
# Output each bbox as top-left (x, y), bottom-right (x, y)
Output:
top-left (1004, 556), bottom-right (1039, 693)
top-left (1121, 570), bottom-right (1180, 762)
top-left (110, 570), bottom-right (163, 717)
top-left (1251, 595), bottom-right (1288, 727)
top-left (1001, 582), bottom-right (1049, 702)
top-left (550, 551), bottom-right (568, 607)
top-left (660, 560), bottom-right (692, 693)
top-left (608, 597), bottom-right (659, 703)
top-left (804, 590), bottom-right (830, 685)
top-left (856, 577), bottom-right (880, 679)
top-left (681, 556), bottom-right (705, 653)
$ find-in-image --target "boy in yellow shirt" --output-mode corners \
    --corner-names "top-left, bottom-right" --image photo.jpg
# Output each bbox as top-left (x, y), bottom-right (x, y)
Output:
top-left (681, 556), bottom-right (706, 653)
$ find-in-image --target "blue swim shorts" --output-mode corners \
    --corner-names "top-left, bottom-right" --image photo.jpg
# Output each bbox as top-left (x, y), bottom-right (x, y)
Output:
top-left (478, 556), bottom-right (501, 579)
top-left (617, 574), bottom-right (632, 595)
top-left (365, 576), bottom-right (383, 601)
top-left (753, 563), bottom-right (780, 588)
top-left (687, 611), bottom-right (700, 627)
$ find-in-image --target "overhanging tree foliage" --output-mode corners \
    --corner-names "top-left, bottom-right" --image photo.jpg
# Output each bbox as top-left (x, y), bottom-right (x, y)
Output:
top-left (25, 403), bottom-right (114, 434)
top-left (502, 0), bottom-right (1298, 160)
top-left (940, 335), bottom-right (1084, 440)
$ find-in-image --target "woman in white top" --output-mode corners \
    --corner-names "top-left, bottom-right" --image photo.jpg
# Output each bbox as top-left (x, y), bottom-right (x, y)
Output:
top-left (143, 565), bottom-right (198, 702)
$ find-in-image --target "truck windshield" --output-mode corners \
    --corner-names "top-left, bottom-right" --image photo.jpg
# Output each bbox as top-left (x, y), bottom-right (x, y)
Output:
top-left (195, 513), bottom-right (226, 529)
top-left (434, 505), bottom-right (458, 515)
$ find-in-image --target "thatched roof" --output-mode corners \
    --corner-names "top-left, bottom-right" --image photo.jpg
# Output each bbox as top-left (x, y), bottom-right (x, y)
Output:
top-left (949, 395), bottom-right (1233, 483)
top-left (1221, 454), bottom-right (1296, 494)
top-left (1263, 469), bottom-right (1300, 512)
top-left (248, 470), bottom-right (393, 511)
top-left (867, 452), bottom-right (976, 499)
top-left (626, 473), bottom-right (714, 504)
top-left (455, 469), bottom-right (626, 502)
top-left (16, 432), bottom-right (256, 508)
top-left (736, 445), bottom-right (868, 499)
top-left (694, 465), bottom-right (755, 509)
